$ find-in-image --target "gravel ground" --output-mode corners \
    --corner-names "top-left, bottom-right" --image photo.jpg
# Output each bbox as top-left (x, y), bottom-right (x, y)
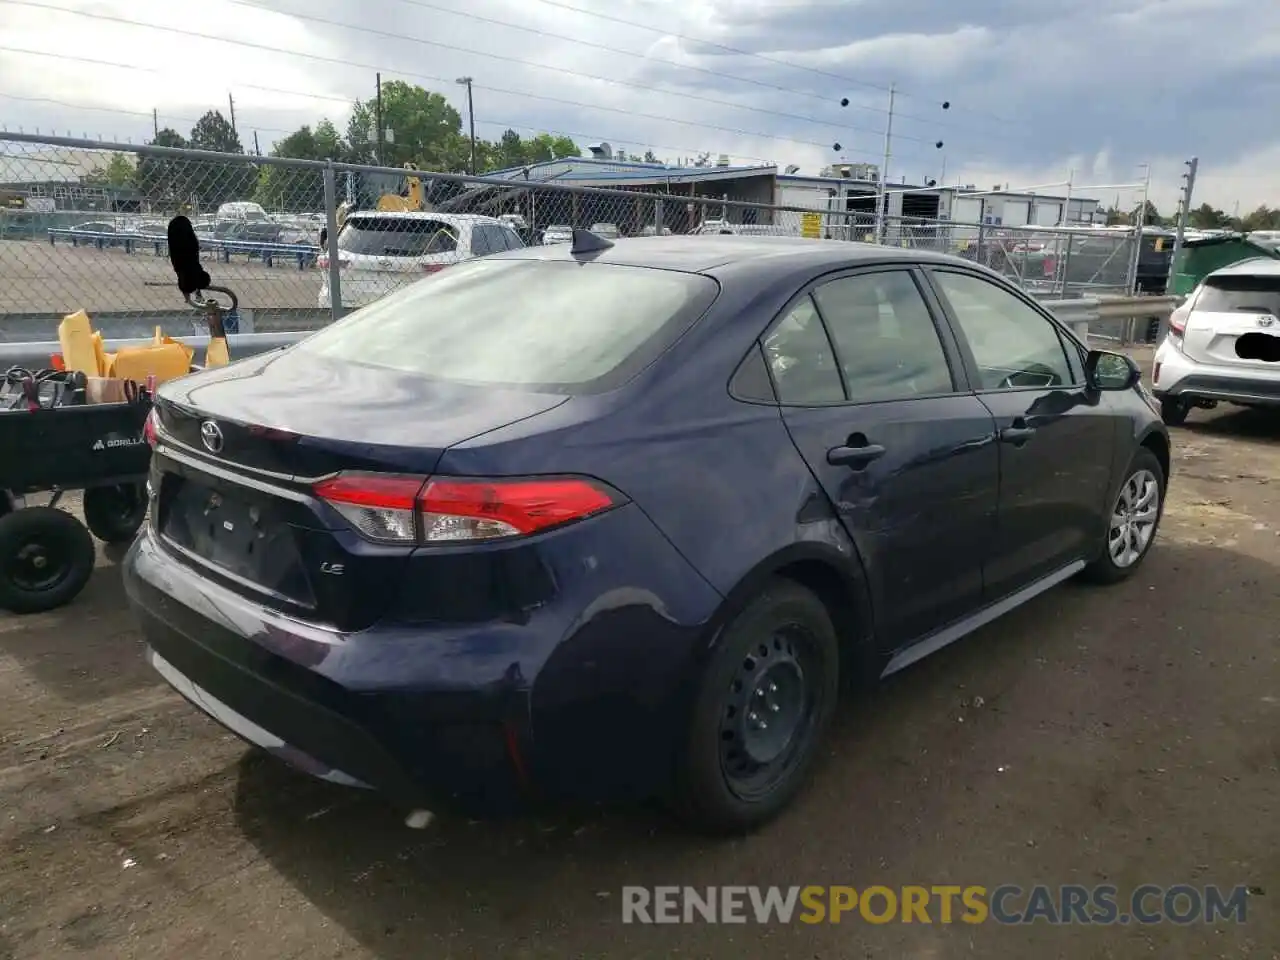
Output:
top-left (0, 348), bottom-right (1276, 959)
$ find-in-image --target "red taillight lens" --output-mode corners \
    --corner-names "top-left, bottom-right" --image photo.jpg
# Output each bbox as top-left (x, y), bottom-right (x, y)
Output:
top-left (312, 472), bottom-right (426, 543)
top-left (422, 263), bottom-right (446, 274)
top-left (313, 473), bottom-right (620, 544)
top-left (1169, 310), bottom-right (1186, 336)
top-left (419, 477), bottom-right (617, 541)
top-left (144, 407), bottom-right (159, 448)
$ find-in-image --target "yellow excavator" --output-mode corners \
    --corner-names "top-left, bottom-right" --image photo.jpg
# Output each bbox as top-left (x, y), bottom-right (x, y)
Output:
top-left (324, 163), bottom-right (430, 246)
top-left (374, 162), bottom-right (428, 213)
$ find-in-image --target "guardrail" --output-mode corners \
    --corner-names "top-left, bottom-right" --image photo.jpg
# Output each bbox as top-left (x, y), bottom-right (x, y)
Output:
top-left (46, 229), bottom-right (320, 270)
top-left (0, 296), bottom-right (1180, 372)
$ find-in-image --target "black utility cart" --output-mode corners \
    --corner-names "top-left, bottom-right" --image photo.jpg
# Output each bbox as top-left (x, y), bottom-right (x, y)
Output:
top-left (0, 392), bottom-right (151, 614)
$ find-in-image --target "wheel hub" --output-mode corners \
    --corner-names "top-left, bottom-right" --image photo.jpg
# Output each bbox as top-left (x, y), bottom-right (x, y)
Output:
top-left (739, 659), bottom-right (805, 765)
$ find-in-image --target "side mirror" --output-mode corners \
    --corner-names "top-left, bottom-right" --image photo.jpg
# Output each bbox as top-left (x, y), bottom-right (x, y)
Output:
top-left (1086, 349), bottom-right (1140, 391)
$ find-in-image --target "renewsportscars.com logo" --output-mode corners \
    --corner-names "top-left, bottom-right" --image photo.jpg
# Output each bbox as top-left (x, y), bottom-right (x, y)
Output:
top-left (621, 885), bottom-right (1251, 925)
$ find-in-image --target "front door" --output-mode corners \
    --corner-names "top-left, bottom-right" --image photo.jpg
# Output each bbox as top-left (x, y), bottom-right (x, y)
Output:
top-left (925, 268), bottom-right (1117, 598)
top-left (769, 268), bottom-right (1000, 650)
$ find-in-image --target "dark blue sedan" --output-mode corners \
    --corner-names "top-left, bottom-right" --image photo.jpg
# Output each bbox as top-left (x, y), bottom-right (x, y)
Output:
top-left (125, 233), bottom-right (1171, 834)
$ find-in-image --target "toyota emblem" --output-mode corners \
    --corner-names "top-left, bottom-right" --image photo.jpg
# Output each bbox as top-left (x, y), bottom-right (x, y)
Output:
top-left (199, 420), bottom-right (224, 453)
top-left (1258, 315), bottom-right (1275, 327)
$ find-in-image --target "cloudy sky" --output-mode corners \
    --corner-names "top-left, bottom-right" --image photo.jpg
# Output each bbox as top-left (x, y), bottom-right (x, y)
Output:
top-left (0, 0), bottom-right (1276, 211)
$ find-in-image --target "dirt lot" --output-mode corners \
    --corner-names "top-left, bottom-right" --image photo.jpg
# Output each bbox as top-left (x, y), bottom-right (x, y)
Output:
top-left (1, 350), bottom-right (1277, 958)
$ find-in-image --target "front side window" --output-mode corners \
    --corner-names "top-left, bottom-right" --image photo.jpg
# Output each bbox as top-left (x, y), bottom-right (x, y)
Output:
top-left (812, 271), bottom-right (955, 403)
top-left (932, 270), bottom-right (1074, 390)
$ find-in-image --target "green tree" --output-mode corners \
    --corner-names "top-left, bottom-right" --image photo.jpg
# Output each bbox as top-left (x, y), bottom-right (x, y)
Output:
top-left (253, 120), bottom-right (344, 211)
top-left (1187, 203), bottom-right (1230, 230)
top-left (135, 127), bottom-right (190, 211)
top-left (83, 153), bottom-right (136, 189)
top-left (184, 110), bottom-right (256, 209)
top-left (1240, 204), bottom-right (1280, 232)
top-left (346, 81), bottom-right (463, 170)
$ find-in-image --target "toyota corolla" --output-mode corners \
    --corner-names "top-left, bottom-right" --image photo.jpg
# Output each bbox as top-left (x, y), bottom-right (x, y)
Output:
top-left (125, 233), bottom-right (1170, 834)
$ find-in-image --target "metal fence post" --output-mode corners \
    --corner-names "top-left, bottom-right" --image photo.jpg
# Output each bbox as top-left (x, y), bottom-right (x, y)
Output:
top-left (654, 197), bottom-right (664, 235)
top-left (322, 160), bottom-right (343, 324)
top-left (1057, 233), bottom-right (1075, 298)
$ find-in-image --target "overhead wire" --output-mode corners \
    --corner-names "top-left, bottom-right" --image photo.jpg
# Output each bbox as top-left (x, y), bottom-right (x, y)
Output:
top-left (0, 67), bottom-right (857, 169)
top-left (9, 0), bottom-right (938, 153)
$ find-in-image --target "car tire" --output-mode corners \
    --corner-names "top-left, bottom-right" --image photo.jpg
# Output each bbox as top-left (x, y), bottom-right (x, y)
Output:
top-left (673, 579), bottom-right (840, 835)
top-left (1081, 447), bottom-right (1166, 586)
top-left (82, 483), bottom-right (148, 544)
top-left (0, 507), bottom-right (96, 614)
top-left (1160, 397), bottom-right (1190, 426)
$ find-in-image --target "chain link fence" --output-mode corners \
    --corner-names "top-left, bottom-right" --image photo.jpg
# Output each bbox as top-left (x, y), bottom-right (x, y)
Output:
top-left (0, 132), bottom-right (1150, 345)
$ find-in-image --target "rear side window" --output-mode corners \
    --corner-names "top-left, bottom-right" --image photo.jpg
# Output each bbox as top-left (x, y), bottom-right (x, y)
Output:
top-left (1194, 274), bottom-right (1280, 316)
top-left (297, 259), bottom-right (719, 393)
top-left (338, 216), bottom-right (458, 257)
top-left (471, 223), bottom-right (524, 255)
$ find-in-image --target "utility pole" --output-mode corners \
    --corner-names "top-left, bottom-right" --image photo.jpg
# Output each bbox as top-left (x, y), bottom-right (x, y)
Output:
top-left (456, 76), bottom-right (476, 175)
top-left (152, 108), bottom-right (158, 139)
top-left (253, 131), bottom-right (261, 157)
top-left (1165, 157), bottom-right (1198, 296)
top-left (228, 93), bottom-right (236, 133)
top-left (874, 83), bottom-right (896, 245)
top-left (375, 73), bottom-right (384, 165)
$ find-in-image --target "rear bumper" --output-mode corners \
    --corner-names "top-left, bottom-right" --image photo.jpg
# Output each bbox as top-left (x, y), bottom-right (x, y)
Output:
top-left (1152, 340), bottom-right (1280, 406)
top-left (124, 504), bottom-right (722, 814)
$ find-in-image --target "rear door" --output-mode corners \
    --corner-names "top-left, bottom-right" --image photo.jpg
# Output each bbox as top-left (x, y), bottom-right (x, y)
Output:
top-left (770, 267), bottom-right (999, 650)
top-left (1180, 270), bottom-right (1280, 370)
top-left (924, 268), bottom-right (1116, 598)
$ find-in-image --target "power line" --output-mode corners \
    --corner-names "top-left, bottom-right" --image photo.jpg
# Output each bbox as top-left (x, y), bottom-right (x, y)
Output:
top-left (385, 0), bottom-right (1010, 136)
top-left (11, 0), bottom-right (938, 153)
top-left (520, 0), bottom-right (1025, 127)
top-left (0, 82), bottom-right (829, 170)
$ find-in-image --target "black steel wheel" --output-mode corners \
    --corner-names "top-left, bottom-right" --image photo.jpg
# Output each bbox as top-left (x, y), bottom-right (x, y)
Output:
top-left (0, 507), bottom-right (96, 614)
top-left (675, 579), bottom-right (840, 835)
top-left (82, 483), bottom-right (148, 544)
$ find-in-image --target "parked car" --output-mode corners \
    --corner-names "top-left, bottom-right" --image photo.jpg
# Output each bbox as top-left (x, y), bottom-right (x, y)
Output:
top-left (590, 222), bottom-right (620, 239)
top-left (541, 224), bottom-right (572, 245)
top-left (1153, 256), bottom-right (1280, 424)
top-left (317, 212), bottom-right (525, 309)
top-left (126, 236), bottom-right (1170, 834)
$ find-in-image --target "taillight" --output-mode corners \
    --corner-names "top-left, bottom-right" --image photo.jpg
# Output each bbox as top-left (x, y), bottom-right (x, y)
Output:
top-left (313, 472), bottom-right (621, 544)
top-left (144, 407), bottom-right (159, 448)
top-left (1169, 309), bottom-right (1187, 336)
top-left (422, 263), bottom-right (446, 274)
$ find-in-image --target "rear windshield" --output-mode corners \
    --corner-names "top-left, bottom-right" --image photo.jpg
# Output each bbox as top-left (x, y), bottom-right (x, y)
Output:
top-left (338, 216), bottom-right (458, 257)
top-left (296, 258), bottom-right (719, 393)
top-left (1196, 274), bottom-right (1280, 316)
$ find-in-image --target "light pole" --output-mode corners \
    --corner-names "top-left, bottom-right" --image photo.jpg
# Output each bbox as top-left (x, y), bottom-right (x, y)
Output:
top-left (456, 76), bottom-right (476, 175)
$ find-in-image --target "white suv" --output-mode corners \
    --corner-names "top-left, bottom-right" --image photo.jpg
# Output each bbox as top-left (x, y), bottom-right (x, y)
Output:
top-left (1152, 257), bottom-right (1280, 424)
top-left (318, 212), bottom-right (524, 309)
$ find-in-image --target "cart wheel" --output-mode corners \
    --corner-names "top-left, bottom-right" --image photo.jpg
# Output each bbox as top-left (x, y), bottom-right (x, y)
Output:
top-left (0, 507), bottom-right (96, 614)
top-left (82, 484), bottom-right (148, 545)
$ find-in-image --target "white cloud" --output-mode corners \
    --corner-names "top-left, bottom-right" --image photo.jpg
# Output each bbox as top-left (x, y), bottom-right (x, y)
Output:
top-left (0, 0), bottom-right (1275, 210)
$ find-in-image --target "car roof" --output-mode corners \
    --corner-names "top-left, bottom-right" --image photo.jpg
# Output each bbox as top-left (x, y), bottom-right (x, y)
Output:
top-left (496, 234), bottom-right (964, 274)
top-left (1208, 257), bottom-right (1280, 279)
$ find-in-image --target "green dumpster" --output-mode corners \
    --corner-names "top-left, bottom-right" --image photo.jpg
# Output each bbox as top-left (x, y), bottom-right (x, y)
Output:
top-left (1171, 233), bottom-right (1280, 296)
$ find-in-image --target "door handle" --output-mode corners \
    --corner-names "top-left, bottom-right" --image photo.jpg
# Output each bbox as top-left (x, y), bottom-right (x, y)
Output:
top-left (827, 441), bottom-right (886, 468)
top-left (999, 419), bottom-right (1037, 444)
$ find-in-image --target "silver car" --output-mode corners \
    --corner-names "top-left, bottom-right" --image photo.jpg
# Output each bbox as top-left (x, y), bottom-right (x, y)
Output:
top-left (1152, 257), bottom-right (1280, 424)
